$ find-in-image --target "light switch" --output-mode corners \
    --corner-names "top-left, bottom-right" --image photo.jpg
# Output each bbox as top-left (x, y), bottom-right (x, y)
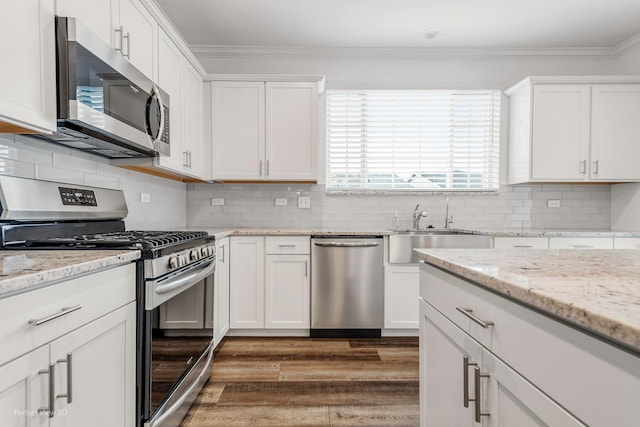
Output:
top-left (275, 198), bottom-right (288, 206)
top-left (140, 193), bottom-right (151, 203)
top-left (547, 199), bottom-right (561, 208)
top-left (211, 198), bottom-right (225, 206)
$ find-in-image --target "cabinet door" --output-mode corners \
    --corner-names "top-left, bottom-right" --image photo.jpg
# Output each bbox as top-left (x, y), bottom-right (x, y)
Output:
top-left (265, 255), bottom-right (310, 329)
top-left (211, 82), bottom-right (265, 180)
top-left (156, 29), bottom-right (184, 172)
top-left (0, 0), bottom-right (56, 133)
top-left (49, 302), bottom-right (136, 427)
top-left (531, 85), bottom-right (590, 181)
top-left (229, 237), bottom-right (265, 329)
top-left (182, 61), bottom-right (206, 179)
top-left (590, 84), bottom-right (640, 181)
top-left (420, 299), bottom-right (483, 427)
top-left (159, 282), bottom-right (206, 329)
top-left (265, 82), bottom-right (317, 180)
top-left (613, 237), bottom-right (640, 249)
top-left (214, 238), bottom-right (231, 346)
top-left (0, 346), bottom-right (49, 427)
top-left (55, 0), bottom-right (117, 47)
top-left (118, 0), bottom-right (156, 80)
top-left (384, 266), bottom-right (419, 329)
top-left (483, 348), bottom-right (585, 427)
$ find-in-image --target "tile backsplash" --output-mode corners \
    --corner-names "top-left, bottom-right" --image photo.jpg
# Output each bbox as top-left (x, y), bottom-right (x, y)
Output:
top-left (187, 182), bottom-right (611, 231)
top-left (0, 133), bottom-right (187, 230)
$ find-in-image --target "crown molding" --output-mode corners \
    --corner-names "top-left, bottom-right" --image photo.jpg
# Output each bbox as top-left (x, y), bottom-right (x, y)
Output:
top-left (612, 32), bottom-right (640, 57)
top-left (190, 44), bottom-right (621, 61)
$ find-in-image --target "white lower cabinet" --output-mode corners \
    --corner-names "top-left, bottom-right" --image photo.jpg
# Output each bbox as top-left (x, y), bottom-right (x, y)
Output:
top-left (265, 255), bottom-right (310, 328)
top-left (229, 236), bottom-right (266, 329)
top-left (0, 264), bottom-right (136, 427)
top-left (420, 300), bottom-right (584, 427)
top-left (613, 237), bottom-right (640, 249)
top-left (548, 237), bottom-right (613, 249)
top-left (214, 237), bottom-right (231, 347)
top-left (384, 265), bottom-right (419, 329)
top-left (492, 237), bottom-right (549, 249)
top-left (420, 263), bottom-right (640, 427)
top-left (230, 236), bottom-right (310, 331)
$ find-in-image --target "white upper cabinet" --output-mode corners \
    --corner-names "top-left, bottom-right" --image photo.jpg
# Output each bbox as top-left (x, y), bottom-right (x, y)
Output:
top-left (156, 29), bottom-right (184, 172)
top-left (56, 0), bottom-right (157, 81)
top-left (589, 85), bottom-right (640, 180)
top-left (506, 77), bottom-right (640, 184)
top-left (0, 0), bottom-right (56, 133)
top-left (211, 80), bottom-right (318, 182)
top-left (182, 62), bottom-right (206, 178)
top-left (211, 82), bottom-right (266, 180)
top-left (265, 82), bottom-right (317, 181)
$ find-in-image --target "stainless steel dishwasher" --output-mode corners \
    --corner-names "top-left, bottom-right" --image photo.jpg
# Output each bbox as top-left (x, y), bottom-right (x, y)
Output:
top-left (311, 236), bottom-right (384, 338)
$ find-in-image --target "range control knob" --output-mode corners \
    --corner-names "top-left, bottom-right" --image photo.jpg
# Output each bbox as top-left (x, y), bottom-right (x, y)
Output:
top-left (190, 250), bottom-right (200, 261)
top-left (177, 254), bottom-right (188, 267)
top-left (169, 257), bottom-right (178, 269)
top-left (207, 245), bottom-right (215, 256)
top-left (200, 247), bottom-right (208, 257)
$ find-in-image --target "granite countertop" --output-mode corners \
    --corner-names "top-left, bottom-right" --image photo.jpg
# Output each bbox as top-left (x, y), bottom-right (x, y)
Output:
top-left (0, 250), bottom-right (141, 299)
top-left (414, 248), bottom-right (640, 353)
top-left (189, 227), bottom-right (640, 240)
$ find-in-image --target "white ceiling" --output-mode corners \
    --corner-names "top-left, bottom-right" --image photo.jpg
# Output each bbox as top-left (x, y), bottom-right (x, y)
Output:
top-left (155, 0), bottom-right (640, 51)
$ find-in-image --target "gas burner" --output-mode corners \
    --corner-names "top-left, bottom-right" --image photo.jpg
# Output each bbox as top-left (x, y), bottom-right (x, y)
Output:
top-left (23, 230), bottom-right (210, 250)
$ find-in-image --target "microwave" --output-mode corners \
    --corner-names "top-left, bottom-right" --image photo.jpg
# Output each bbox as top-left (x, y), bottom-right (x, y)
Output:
top-left (30, 17), bottom-right (170, 159)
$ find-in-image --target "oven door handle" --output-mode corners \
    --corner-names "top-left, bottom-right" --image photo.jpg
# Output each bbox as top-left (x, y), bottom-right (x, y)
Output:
top-left (154, 259), bottom-right (215, 295)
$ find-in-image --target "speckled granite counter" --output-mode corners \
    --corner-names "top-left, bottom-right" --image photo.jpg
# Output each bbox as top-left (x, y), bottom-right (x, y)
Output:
top-left (0, 250), bottom-right (141, 299)
top-left (414, 248), bottom-right (640, 353)
top-left (196, 228), bottom-right (393, 240)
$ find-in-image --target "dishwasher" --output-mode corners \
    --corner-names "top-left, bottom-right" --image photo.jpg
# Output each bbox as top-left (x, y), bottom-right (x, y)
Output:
top-left (311, 236), bottom-right (384, 338)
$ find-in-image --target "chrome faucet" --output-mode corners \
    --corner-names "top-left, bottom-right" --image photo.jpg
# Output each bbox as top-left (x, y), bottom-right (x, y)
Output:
top-left (444, 198), bottom-right (454, 229)
top-left (413, 204), bottom-right (428, 230)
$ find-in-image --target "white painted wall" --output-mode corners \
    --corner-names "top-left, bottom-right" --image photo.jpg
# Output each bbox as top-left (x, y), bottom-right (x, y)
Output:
top-left (0, 133), bottom-right (187, 230)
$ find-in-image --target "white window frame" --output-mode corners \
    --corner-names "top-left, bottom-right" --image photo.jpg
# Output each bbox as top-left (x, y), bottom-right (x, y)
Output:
top-left (325, 89), bottom-right (501, 193)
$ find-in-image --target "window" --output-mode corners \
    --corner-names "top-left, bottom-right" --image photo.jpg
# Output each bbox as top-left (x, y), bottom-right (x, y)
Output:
top-left (326, 90), bottom-right (501, 191)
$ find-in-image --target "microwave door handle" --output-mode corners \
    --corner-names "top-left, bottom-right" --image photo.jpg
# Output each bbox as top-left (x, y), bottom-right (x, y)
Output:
top-left (145, 85), bottom-right (165, 150)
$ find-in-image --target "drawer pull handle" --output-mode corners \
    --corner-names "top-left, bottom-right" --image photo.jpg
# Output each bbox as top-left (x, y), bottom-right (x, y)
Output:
top-left (29, 305), bottom-right (82, 327)
top-left (56, 353), bottom-right (73, 404)
top-left (455, 306), bottom-right (494, 328)
top-left (572, 244), bottom-right (594, 248)
top-left (513, 245), bottom-right (533, 248)
top-left (278, 244), bottom-right (297, 248)
top-left (473, 366), bottom-right (491, 422)
top-left (38, 364), bottom-right (55, 418)
top-left (463, 356), bottom-right (476, 408)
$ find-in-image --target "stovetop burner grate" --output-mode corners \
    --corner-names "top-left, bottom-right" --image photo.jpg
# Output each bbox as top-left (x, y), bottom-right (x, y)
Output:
top-left (23, 230), bottom-right (210, 250)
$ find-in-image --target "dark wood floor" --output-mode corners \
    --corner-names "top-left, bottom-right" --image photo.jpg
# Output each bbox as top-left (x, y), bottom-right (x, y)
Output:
top-left (180, 336), bottom-right (419, 426)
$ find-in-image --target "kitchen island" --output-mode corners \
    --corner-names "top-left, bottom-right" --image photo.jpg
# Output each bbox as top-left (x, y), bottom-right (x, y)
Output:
top-left (415, 248), bottom-right (640, 427)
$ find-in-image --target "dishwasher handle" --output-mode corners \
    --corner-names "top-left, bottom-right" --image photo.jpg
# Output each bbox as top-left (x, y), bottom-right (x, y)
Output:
top-left (313, 241), bottom-right (380, 248)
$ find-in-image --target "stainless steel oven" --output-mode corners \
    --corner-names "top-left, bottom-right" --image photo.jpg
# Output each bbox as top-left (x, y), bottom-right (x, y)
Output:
top-left (0, 176), bottom-right (215, 427)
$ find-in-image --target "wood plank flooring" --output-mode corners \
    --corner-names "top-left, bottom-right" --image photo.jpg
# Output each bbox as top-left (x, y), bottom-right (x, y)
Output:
top-left (180, 336), bottom-right (419, 426)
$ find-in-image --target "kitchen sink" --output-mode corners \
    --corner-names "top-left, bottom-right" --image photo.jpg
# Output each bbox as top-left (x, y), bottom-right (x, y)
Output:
top-left (389, 230), bottom-right (491, 264)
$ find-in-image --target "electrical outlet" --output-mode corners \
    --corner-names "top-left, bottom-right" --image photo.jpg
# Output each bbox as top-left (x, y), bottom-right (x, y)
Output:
top-left (297, 196), bottom-right (311, 209)
top-left (140, 192), bottom-right (151, 203)
top-left (547, 199), bottom-right (561, 208)
top-left (275, 198), bottom-right (288, 206)
top-left (211, 198), bottom-right (225, 206)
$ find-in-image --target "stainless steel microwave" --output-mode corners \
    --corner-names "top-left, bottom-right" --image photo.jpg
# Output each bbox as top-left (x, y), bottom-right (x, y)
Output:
top-left (30, 17), bottom-right (170, 159)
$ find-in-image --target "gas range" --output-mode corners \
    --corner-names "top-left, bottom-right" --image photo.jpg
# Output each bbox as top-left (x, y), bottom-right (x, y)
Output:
top-left (0, 175), bottom-right (216, 427)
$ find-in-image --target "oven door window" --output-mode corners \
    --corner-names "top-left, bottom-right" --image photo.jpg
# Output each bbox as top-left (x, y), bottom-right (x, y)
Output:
top-left (150, 275), bottom-right (213, 414)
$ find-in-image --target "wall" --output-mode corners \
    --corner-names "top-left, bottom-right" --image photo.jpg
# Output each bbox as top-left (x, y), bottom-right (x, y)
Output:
top-left (0, 133), bottom-right (187, 230)
top-left (610, 38), bottom-right (640, 229)
top-left (187, 51), bottom-right (616, 230)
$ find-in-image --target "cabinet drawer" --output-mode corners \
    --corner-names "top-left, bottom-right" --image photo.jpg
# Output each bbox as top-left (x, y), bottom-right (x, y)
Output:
top-left (548, 237), bottom-right (613, 249)
top-left (420, 264), bottom-right (640, 427)
top-left (613, 237), bottom-right (640, 249)
top-left (493, 237), bottom-right (548, 249)
top-left (265, 236), bottom-right (310, 254)
top-left (0, 264), bottom-right (136, 364)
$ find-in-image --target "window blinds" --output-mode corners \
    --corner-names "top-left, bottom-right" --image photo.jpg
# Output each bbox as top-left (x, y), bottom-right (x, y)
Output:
top-left (326, 90), bottom-right (500, 191)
